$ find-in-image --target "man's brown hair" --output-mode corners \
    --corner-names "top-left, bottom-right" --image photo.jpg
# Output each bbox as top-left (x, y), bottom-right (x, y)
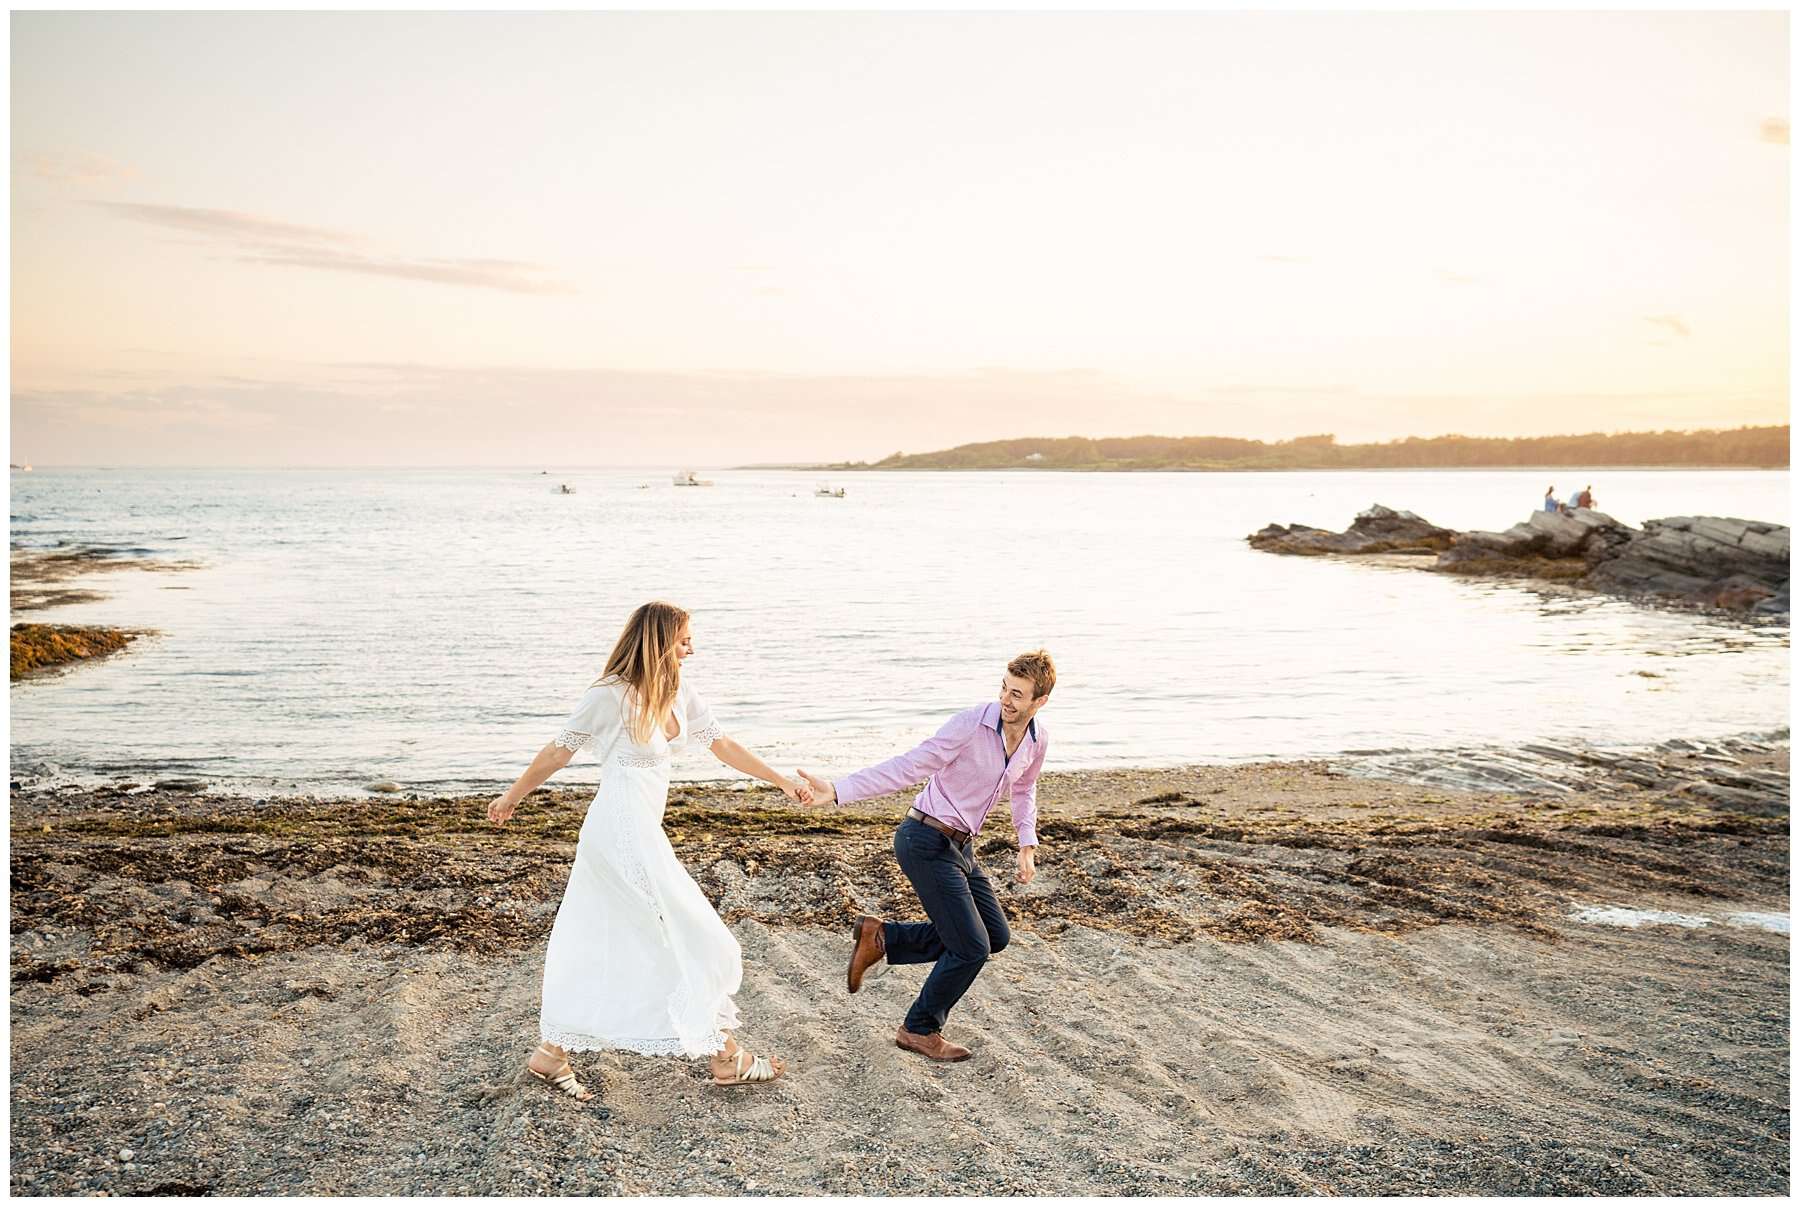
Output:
top-left (1008, 649), bottom-right (1056, 699)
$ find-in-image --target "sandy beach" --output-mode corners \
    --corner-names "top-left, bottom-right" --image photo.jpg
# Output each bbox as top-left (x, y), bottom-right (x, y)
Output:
top-left (8, 751), bottom-right (1789, 1196)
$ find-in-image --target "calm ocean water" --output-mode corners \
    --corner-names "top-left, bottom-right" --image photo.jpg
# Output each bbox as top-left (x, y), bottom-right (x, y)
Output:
top-left (9, 467), bottom-right (1790, 795)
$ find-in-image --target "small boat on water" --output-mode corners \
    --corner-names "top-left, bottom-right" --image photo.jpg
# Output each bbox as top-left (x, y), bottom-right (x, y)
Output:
top-left (555, 483), bottom-right (577, 494)
top-left (815, 484), bottom-right (846, 498)
top-left (673, 470), bottom-right (714, 487)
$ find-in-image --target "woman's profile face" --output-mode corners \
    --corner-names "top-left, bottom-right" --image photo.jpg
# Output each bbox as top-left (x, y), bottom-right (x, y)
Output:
top-left (674, 622), bottom-right (694, 663)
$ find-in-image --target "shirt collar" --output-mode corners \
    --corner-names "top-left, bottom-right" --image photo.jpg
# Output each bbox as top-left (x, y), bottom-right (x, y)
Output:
top-left (987, 703), bottom-right (1037, 742)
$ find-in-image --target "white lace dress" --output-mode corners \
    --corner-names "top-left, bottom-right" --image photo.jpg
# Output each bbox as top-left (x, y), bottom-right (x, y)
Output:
top-left (537, 677), bottom-right (741, 1058)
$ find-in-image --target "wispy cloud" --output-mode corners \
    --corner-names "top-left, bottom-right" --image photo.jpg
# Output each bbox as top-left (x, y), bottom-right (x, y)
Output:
top-left (91, 201), bottom-right (574, 296)
top-left (24, 150), bottom-right (137, 185)
top-left (234, 246), bottom-right (576, 295)
top-left (95, 202), bottom-right (357, 245)
top-left (1761, 117), bottom-right (1789, 145)
top-left (1643, 314), bottom-right (1691, 339)
top-left (1435, 268), bottom-right (1478, 286)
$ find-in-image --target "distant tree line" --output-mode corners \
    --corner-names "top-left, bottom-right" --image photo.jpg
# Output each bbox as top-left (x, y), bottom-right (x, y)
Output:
top-left (834, 426), bottom-right (1789, 471)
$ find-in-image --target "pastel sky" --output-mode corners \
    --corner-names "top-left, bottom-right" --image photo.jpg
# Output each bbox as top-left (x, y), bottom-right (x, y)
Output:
top-left (10, 10), bottom-right (1790, 466)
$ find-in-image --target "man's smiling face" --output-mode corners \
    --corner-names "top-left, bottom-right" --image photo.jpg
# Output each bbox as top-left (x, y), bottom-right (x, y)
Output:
top-left (998, 672), bottom-right (1048, 727)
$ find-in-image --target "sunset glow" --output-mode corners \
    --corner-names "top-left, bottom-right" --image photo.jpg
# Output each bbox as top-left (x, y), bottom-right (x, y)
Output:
top-left (11, 10), bottom-right (1789, 466)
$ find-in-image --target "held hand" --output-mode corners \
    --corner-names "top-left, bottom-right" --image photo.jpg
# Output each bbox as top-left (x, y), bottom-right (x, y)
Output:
top-left (487, 795), bottom-right (518, 825)
top-left (796, 768), bottom-right (837, 805)
top-left (778, 777), bottom-right (814, 806)
top-left (1015, 846), bottom-right (1037, 885)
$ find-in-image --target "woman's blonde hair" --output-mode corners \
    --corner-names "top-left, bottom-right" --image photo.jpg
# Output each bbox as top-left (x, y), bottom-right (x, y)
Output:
top-left (594, 601), bottom-right (690, 743)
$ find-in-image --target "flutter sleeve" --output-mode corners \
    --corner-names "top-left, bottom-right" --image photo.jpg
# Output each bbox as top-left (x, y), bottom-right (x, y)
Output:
top-left (683, 681), bottom-right (727, 749)
top-left (552, 682), bottom-right (623, 758)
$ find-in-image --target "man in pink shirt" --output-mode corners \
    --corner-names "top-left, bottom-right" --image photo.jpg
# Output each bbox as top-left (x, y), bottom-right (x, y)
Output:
top-left (798, 650), bottom-right (1054, 1062)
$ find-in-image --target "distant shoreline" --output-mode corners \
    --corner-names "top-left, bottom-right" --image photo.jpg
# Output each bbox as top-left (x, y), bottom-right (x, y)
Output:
top-left (736, 463), bottom-right (1791, 473)
top-left (12, 462), bottom-right (1790, 473)
top-left (792, 425), bottom-right (1788, 474)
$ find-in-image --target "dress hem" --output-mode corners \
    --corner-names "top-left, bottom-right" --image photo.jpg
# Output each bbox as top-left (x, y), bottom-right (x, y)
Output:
top-left (539, 1024), bottom-right (730, 1058)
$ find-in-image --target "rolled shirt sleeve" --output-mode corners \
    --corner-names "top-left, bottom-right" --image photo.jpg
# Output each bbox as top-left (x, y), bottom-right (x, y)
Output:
top-left (1008, 730), bottom-right (1048, 848)
top-left (836, 705), bottom-right (983, 805)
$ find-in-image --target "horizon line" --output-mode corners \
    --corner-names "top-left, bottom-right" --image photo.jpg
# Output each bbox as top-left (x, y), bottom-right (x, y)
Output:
top-left (11, 463), bottom-right (1791, 473)
top-left (11, 421), bottom-right (1791, 472)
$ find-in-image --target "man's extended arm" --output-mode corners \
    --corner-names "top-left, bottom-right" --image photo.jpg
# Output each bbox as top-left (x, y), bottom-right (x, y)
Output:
top-left (802, 706), bottom-right (981, 804)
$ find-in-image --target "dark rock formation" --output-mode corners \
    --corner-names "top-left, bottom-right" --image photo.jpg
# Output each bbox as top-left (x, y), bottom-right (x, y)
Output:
top-left (1438, 509), bottom-right (1637, 580)
top-left (1249, 505), bottom-right (1790, 618)
top-left (1249, 505), bottom-right (1457, 555)
top-left (1585, 517), bottom-right (1790, 615)
top-left (1445, 509), bottom-right (1637, 564)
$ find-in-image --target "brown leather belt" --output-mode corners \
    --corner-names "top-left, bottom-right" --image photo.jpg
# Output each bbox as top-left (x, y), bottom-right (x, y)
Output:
top-left (907, 808), bottom-right (972, 845)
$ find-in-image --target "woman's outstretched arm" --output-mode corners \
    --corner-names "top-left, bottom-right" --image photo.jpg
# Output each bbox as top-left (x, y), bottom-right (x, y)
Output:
top-left (487, 742), bottom-right (578, 823)
top-left (708, 737), bottom-right (811, 804)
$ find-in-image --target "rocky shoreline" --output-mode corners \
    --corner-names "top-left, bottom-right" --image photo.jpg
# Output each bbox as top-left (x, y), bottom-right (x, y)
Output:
top-left (1250, 505), bottom-right (1790, 619)
top-left (9, 752), bottom-right (1790, 1195)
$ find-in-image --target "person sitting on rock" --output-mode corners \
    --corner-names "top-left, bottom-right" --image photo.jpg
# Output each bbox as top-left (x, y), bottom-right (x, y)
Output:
top-left (1543, 486), bottom-right (1561, 514)
top-left (1575, 485), bottom-right (1595, 509)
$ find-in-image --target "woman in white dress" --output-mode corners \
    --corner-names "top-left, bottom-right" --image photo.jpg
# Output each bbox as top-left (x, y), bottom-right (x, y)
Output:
top-left (486, 601), bottom-right (812, 1099)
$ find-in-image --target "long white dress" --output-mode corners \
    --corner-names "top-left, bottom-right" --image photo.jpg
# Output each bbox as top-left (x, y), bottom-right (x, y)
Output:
top-left (537, 676), bottom-right (742, 1057)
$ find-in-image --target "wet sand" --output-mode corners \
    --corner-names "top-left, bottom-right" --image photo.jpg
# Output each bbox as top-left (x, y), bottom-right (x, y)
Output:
top-left (9, 756), bottom-right (1790, 1195)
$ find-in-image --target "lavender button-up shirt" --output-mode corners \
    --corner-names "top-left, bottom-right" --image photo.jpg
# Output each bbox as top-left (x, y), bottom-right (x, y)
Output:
top-left (835, 702), bottom-right (1048, 848)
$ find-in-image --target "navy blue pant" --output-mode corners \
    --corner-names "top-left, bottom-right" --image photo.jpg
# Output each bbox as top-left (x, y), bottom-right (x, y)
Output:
top-left (883, 816), bottom-right (1011, 1035)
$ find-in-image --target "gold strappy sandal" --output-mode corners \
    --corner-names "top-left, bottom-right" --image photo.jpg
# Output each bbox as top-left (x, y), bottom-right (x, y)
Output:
top-left (528, 1043), bottom-right (596, 1102)
top-left (711, 1044), bottom-right (784, 1087)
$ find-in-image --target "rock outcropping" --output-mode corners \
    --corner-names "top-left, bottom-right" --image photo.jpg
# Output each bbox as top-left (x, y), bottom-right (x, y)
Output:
top-left (1248, 506), bottom-right (1457, 556)
top-left (1250, 505), bottom-right (1790, 618)
top-left (1584, 516), bottom-right (1790, 615)
top-left (1440, 508), bottom-right (1636, 568)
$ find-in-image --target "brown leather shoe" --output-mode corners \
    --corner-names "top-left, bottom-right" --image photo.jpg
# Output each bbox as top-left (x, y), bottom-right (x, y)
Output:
top-left (847, 915), bottom-right (886, 993)
top-left (894, 1026), bottom-right (972, 1062)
